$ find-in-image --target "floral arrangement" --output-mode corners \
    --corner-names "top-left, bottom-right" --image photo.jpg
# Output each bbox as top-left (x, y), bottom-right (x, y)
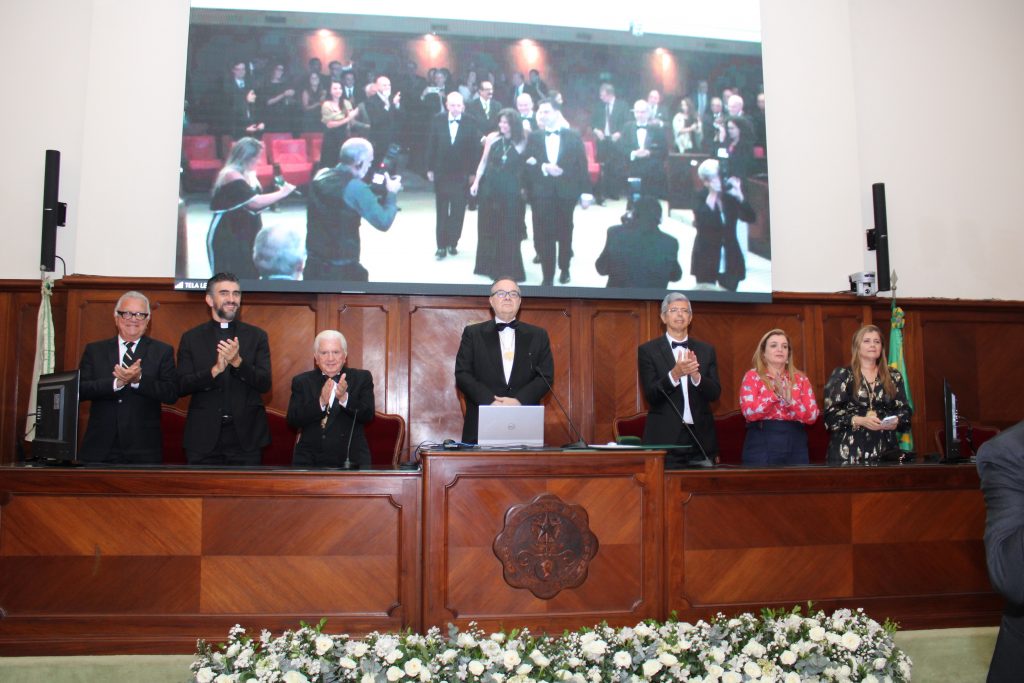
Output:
top-left (191, 607), bottom-right (911, 683)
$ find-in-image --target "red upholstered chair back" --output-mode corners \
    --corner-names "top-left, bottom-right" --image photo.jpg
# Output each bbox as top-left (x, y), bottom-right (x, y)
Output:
top-left (583, 139), bottom-right (601, 185)
top-left (714, 410), bottom-right (746, 464)
top-left (935, 424), bottom-right (1001, 458)
top-left (807, 415), bottom-right (829, 464)
top-left (612, 412), bottom-right (646, 441)
top-left (262, 133), bottom-right (293, 163)
top-left (366, 411), bottom-right (407, 468)
top-left (160, 406), bottom-right (188, 465)
top-left (262, 408), bottom-right (298, 466)
top-left (271, 138), bottom-right (309, 164)
top-left (182, 135), bottom-right (218, 161)
top-left (300, 132), bottom-right (324, 165)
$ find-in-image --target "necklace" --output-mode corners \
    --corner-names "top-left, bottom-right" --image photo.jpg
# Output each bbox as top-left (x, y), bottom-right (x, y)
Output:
top-left (499, 138), bottom-right (513, 164)
top-left (864, 373), bottom-right (879, 418)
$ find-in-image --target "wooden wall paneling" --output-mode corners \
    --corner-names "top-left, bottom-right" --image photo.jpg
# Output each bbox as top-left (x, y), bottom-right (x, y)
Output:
top-left (526, 302), bottom-right (575, 446)
top-left (335, 295), bottom-right (397, 415)
top-left (585, 301), bottom-right (648, 444)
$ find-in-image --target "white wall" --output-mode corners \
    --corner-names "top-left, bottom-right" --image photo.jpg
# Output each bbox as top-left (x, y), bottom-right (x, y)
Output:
top-left (2, 0), bottom-right (1022, 299)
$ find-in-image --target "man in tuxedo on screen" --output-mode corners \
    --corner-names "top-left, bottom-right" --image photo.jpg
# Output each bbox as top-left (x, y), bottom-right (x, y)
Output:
top-left (177, 273), bottom-right (272, 466)
top-left (78, 291), bottom-right (178, 464)
top-left (364, 76), bottom-right (401, 166)
top-left (426, 91), bottom-right (481, 259)
top-left (455, 279), bottom-right (554, 444)
top-left (620, 99), bottom-right (669, 202)
top-left (976, 420), bottom-right (1024, 681)
top-left (465, 80), bottom-right (502, 133)
top-left (516, 93), bottom-right (536, 133)
top-left (524, 97), bottom-right (593, 286)
top-left (637, 293), bottom-right (721, 467)
top-left (590, 83), bottom-right (629, 202)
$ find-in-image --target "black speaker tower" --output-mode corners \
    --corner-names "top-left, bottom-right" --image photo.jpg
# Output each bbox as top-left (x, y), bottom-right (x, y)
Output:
top-left (866, 182), bottom-right (891, 292)
top-left (40, 149), bottom-right (67, 273)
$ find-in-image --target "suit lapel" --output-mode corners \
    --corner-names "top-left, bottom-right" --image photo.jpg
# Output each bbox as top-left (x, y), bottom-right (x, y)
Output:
top-left (482, 321), bottom-right (504, 384)
top-left (510, 325), bottom-right (532, 387)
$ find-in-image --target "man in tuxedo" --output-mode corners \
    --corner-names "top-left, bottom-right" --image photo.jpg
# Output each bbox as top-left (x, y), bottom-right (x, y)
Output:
top-left (341, 71), bottom-right (363, 106)
top-left (590, 83), bottom-right (630, 202)
top-left (702, 97), bottom-right (726, 153)
top-left (525, 69), bottom-right (548, 102)
top-left (454, 279), bottom-right (554, 444)
top-left (524, 98), bottom-right (593, 285)
top-left (78, 291), bottom-right (178, 464)
top-left (646, 89), bottom-right (668, 128)
top-left (516, 93), bottom-right (536, 133)
top-left (177, 273), bottom-right (272, 465)
top-left (465, 80), bottom-right (502, 133)
top-left (364, 76), bottom-right (401, 166)
top-left (619, 99), bottom-right (669, 201)
top-left (595, 196), bottom-right (682, 290)
top-left (287, 330), bottom-right (375, 468)
top-left (637, 293), bottom-right (721, 466)
top-left (508, 72), bottom-right (527, 108)
top-left (691, 80), bottom-right (711, 149)
top-left (976, 421), bottom-right (1024, 681)
top-left (426, 91), bottom-right (481, 259)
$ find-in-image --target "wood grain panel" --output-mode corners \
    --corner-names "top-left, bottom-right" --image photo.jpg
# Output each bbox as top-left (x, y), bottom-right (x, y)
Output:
top-left (336, 298), bottom-right (392, 413)
top-left (682, 546), bottom-right (854, 604)
top-left (851, 490), bottom-right (985, 543)
top-left (587, 305), bottom-right (645, 444)
top-left (683, 492), bottom-right (851, 550)
top-left (202, 497), bottom-right (399, 556)
top-left (853, 541), bottom-right (991, 596)
top-left (0, 556), bottom-right (200, 613)
top-left (1, 496), bottom-right (201, 556)
top-left (201, 556), bottom-right (398, 613)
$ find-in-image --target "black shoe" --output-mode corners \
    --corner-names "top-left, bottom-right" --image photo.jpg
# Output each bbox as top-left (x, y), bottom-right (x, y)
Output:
top-left (448, 246), bottom-right (458, 256)
top-left (532, 255), bottom-right (541, 264)
top-left (559, 270), bottom-right (570, 284)
top-left (435, 248), bottom-right (446, 260)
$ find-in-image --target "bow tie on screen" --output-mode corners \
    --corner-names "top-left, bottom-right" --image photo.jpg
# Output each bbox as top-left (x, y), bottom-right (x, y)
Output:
top-left (495, 320), bottom-right (519, 332)
top-left (545, 130), bottom-right (561, 137)
top-left (636, 125), bottom-right (647, 129)
top-left (671, 340), bottom-right (688, 349)
top-left (449, 118), bottom-right (460, 124)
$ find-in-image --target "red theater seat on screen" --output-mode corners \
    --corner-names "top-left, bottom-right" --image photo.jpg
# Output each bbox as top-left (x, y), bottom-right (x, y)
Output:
top-left (300, 132), bottom-right (323, 166)
top-left (261, 132), bottom-right (293, 163)
top-left (271, 138), bottom-right (313, 187)
top-left (182, 135), bottom-right (221, 191)
top-left (583, 139), bottom-right (601, 186)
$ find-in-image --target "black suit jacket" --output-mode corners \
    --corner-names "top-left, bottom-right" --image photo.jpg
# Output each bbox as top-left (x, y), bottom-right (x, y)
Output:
top-left (619, 121), bottom-right (669, 197)
top-left (637, 335), bottom-right (721, 460)
top-left (364, 94), bottom-right (399, 153)
top-left (454, 319), bottom-right (554, 443)
top-left (976, 420), bottom-right (1024, 680)
top-left (523, 128), bottom-right (590, 201)
top-left (426, 112), bottom-right (481, 186)
top-left (177, 320), bottom-right (272, 453)
top-left (595, 224), bottom-right (681, 289)
top-left (287, 367), bottom-right (374, 468)
top-left (590, 98), bottom-right (630, 137)
top-left (465, 98), bottom-right (503, 132)
top-left (78, 336), bottom-right (178, 463)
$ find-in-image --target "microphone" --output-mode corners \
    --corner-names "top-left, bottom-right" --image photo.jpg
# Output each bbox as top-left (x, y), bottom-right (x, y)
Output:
top-left (658, 385), bottom-right (713, 468)
top-left (340, 407), bottom-right (359, 470)
top-left (529, 351), bottom-right (587, 449)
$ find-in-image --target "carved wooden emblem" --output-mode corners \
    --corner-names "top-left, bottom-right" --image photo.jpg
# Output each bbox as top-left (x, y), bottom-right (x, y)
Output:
top-left (492, 493), bottom-right (599, 599)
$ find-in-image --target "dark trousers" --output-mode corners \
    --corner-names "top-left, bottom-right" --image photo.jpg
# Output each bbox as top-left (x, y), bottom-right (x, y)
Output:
top-left (988, 608), bottom-right (1024, 682)
top-left (434, 178), bottom-right (468, 249)
top-left (741, 420), bottom-right (809, 465)
top-left (187, 423), bottom-right (261, 466)
top-left (532, 197), bottom-right (576, 284)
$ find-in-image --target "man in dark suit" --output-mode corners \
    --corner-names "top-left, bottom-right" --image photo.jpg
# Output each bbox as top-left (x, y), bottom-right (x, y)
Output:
top-left (177, 273), bottom-right (272, 465)
top-left (508, 72), bottom-right (527, 110)
top-left (524, 69), bottom-right (548, 102)
top-left (426, 91), bottom-right (481, 259)
top-left (590, 83), bottom-right (630, 202)
top-left (341, 71), bottom-right (363, 106)
top-left (646, 89), bottom-right (668, 128)
top-left (516, 93), bottom-right (536, 134)
top-left (595, 196), bottom-right (682, 290)
top-left (287, 330), bottom-right (375, 468)
top-left (524, 97), bottom-right (593, 285)
top-left (78, 291), bottom-right (178, 464)
top-left (454, 278), bottom-right (554, 444)
top-left (619, 99), bottom-right (669, 201)
top-left (637, 293), bottom-right (721, 466)
top-left (976, 420), bottom-right (1024, 681)
top-left (364, 75), bottom-right (401, 166)
top-left (465, 80), bottom-right (502, 133)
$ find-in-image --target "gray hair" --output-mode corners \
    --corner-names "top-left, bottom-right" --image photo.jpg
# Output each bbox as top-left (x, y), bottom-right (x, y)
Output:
top-left (313, 329), bottom-right (348, 355)
top-left (115, 291), bottom-right (150, 316)
top-left (339, 137), bottom-right (374, 173)
top-left (660, 292), bottom-right (691, 315)
top-left (253, 224), bottom-right (306, 278)
top-left (697, 159), bottom-right (720, 182)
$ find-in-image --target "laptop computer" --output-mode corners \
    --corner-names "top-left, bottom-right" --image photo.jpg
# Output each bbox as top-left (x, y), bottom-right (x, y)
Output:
top-left (477, 405), bottom-right (545, 447)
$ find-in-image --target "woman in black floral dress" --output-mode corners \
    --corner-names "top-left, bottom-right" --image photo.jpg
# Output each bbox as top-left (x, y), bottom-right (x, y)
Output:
top-left (823, 325), bottom-right (912, 464)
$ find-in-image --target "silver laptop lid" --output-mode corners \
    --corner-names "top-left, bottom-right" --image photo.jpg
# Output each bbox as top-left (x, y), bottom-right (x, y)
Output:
top-left (477, 405), bottom-right (545, 447)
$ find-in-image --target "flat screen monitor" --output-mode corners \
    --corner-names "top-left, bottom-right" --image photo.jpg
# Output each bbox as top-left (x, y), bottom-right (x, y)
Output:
top-left (943, 378), bottom-right (962, 462)
top-left (33, 370), bottom-right (80, 462)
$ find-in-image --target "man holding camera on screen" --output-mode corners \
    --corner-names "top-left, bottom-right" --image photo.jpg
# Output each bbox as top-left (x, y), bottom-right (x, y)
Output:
top-left (305, 137), bottom-right (402, 282)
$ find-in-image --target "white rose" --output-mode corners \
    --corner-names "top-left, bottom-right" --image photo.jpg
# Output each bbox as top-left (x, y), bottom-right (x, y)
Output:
top-left (361, 674), bottom-right (375, 683)
top-left (226, 643), bottom-right (240, 658)
top-left (634, 623), bottom-right (654, 639)
top-left (706, 664), bottom-right (724, 677)
top-left (502, 650), bottom-right (522, 669)
top-left (809, 626), bottom-right (826, 641)
top-left (873, 657), bottom-right (887, 670)
top-left (405, 658), bottom-right (423, 676)
top-left (825, 631), bottom-right (842, 645)
top-left (864, 676), bottom-right (880, 683)
top-left (642, 659), bottom-right (662, 677)
top-left (386, 649), bottom-right (403, 664)
top-left (613, 651), bottom-right (632, 668)
top-left (196, 669), bottom-right (215, 683)
top-left (491, 633), bottom-right (506, 643)
top-left (784, 673), bottom-right (802, 683)
top-left (468, 660), bottom-right (485, 676)
top-left (350, 642), bottom-right (369, 658)
top-left (515, 663), bottom-right (533, 675)
top-left (282, 672), bottom-right (309, 683)
top-left (658, 652), bottom-right (677, 666)
top-left (315, 635), bottom-right (334, 656)
top-left (779, 650), bottom-right (797, 666)
top-left (529, 650), bottom-right (550, 667)
top-left (567, 657), bottom-right (582, 668)
top-left (581, 639), bottom-right (607, 659)
top-left (338, 657), bottom-right (357, 670)
top-left (743, 660), bottom-right (761, 678)
top-left (710, 648), bottom-right (726, 664)
top-left (458, 633), bottom-right (478, 648)
top-left (214, 675), bottom-right (236, 683)
top-left (742, 640), bottom-right (766, 659)
top-left (386, 665), bottom-right (404, 681)
top-left (722, 672), bottom-right (743, 683)
top-left (841, 632), bottom-right (861, 651)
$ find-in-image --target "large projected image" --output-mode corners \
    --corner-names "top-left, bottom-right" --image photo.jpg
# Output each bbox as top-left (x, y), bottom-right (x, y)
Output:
top-left (177, 5), bottom-right (769, 300)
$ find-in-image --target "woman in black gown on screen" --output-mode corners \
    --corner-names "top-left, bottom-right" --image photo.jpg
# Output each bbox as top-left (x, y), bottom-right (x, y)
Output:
top-left (470, 108), bottom-right (528, 282)
top-left (207, 137), bottom-right (295, 279)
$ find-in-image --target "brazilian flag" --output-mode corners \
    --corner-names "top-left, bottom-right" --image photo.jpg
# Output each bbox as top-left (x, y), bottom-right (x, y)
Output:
top-left (889, 299), bottom-right (914, 451)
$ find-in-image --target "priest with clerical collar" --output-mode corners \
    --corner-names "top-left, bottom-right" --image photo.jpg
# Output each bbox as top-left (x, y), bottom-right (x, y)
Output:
top-left (286, 329), bottom-right (375, 469)
top-left (454, 278), bottom-right (554, 444)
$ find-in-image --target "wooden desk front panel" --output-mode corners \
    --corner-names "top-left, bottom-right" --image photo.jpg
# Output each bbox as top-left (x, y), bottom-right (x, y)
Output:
top-left (665, 466), bottom-right (1001, 629)
top-left (422, 450), bottom-right (665, 634)
top-left (0, 469), bottom-right (421, 654)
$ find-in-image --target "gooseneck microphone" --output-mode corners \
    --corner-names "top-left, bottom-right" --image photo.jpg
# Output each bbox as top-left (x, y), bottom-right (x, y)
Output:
top-left (529, 351), bottom-right (587, 449)
top-left (658, 384), bottom-right (713, 468)
top-left (341, 407), bottom-right (359, 470)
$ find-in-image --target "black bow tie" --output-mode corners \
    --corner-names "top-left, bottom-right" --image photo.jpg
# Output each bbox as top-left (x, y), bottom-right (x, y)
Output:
top-left (449, 118), bottom-right (460, 124)
top-left (636, 125), bottom-right (647, 129)
top-left (325, 373), bottom-right (342, 383)
top-left (545, 130), bottom-right (560, 137)
top-left (671, 340), bottom-right (688, 349)
top-left (495, 320), bottom-right (519, 332)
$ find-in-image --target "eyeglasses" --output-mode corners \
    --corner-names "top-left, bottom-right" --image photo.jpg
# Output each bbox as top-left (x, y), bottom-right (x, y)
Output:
top-left (116, 311), bottom-right (150, 321)
top-left (665, 307), bottom-right (690, 316)
top-left (490, 290), bottom-right (521, 300)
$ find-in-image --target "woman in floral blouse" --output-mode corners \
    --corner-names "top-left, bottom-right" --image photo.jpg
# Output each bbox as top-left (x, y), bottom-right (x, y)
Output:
top-left (739, 329), bottom-right (820, 465)
top-left (823, 325), bottom-right (912, 464)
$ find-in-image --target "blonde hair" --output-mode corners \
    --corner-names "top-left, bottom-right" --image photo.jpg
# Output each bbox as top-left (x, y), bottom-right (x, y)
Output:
top-left (752, 328), bottom-right (802, 401)
top-left (848, 324), bottom-right (896, 398)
